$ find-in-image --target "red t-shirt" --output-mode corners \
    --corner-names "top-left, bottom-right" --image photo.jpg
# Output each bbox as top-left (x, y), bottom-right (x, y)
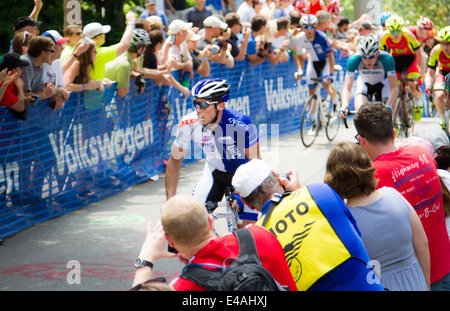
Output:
top-left (171, 224), bottom-right (298, 291)
top-left (0, 83), bottom-right (19, 108)
top-left (309, 0), bottom-right (322, 15)
top-left (407, 25), bottom-right (431, 43)
top-left (372, 146), bottom-right (450, 284)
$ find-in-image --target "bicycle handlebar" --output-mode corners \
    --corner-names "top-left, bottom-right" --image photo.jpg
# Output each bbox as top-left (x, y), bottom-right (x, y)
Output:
top-left (343, 109), bottom-right (357, 129)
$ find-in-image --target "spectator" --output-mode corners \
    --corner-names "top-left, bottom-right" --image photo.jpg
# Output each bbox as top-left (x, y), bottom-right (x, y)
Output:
top-left (63, 41), bottom-right (104, 93)
top-left (141, 30), bottom-right (190, 96)
top-left (165, 0), bottom-right (188, 23)
top-left (231, 159), bottom-right (384, 291)
top-left (140, 0), bottom-right (169, 32)
top-left (236, 0), bottom-right (256, 24)
top-left (132, 195), bottom-right (298, 291)
top-left (270, 16), bottom-right (291, 61)
top-left (186, 29), bottom-right (214, 77)
top-left (13, 16), bottom-right (41, 36)
top-left (197, 16), bottom-right (234, 68)
top-left (316, 10), bottom-right (354, 55)
top-left (82, 12), bottom-right (136, 82)
top-left (225, 12), bottom-right (252, 61)
top-left (184, 0), bottom-right (213, 30)
top-left (20, 36), bottom-right (56, 101)
top-left (60, 24), bottom-right (84, 64)
top-left (162, 19), bottom-right (194, 80)
top-left (146, 16), bottom-right (164, 31)
top-left (307, 0), bottom-right (326, 15)
top-left (273, 0), bottom-right (290, 18)
top-left (334, 15), bottom-right (349, 41)
top-left (0, 52), bottom-right (32, 119)
top-left (324, 141), bottom-right (430, 291)
top-left (354, 101), bottom-right (450, 291)
top-left (41, 30), bottom-right (71, 110)
top-left (105, 29), bottom-right (151, 98)
top-left (12, 31), bottom-right (35, 55)
top-left (246, 14), bottom-right (268, 66)
top-left (358, 21), bottom-right (376, 37)
top-left (288, 10), bottom-right (302, 36)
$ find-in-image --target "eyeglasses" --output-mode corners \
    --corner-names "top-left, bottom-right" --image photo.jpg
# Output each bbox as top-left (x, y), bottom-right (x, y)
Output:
top-left (129, 277), bottom-right (168, 291)
top-left (355, 133), bottom-right (364, 144)
top-left (361, 54), bottom-right (376, 60)
top-left (303, 25), bottom-right (315, 29)
top-left (46, 48), bottom-right (55, 53)
top-left (390, 30), bottom-right (402, 34)
top-left (75, 32), bottom-right (83, 36)
top-left (193, 101), bottom-right (219, 109)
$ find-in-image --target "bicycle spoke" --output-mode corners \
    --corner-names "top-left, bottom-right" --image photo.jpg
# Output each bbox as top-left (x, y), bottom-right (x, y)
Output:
top-left (325, 92), bottom-right (342, 141)
top-left (300, 96), bottom-right (319, 148)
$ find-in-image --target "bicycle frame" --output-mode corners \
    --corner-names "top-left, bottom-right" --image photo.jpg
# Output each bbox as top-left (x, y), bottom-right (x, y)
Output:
top-left (205, 187), bottom-right (242, 236)
top-left (393, 72), bottom-right (416, 140)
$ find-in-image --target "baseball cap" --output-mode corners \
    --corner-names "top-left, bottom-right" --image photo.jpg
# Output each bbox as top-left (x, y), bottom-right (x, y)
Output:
top-left (14, 16), bottom-right (42, 32)
top-left (42, 30), bottom-right (70, 44)
top-left (232, 159), bottom-right (271, 198)
top-left (168, 19), bottom-right (193, 35)
top-left (187, 29), bottom-right (201, 41)
top-left (145, 0), bottom-right (157, 4)
top-left (414, 127), bottom-right (450, 153)
top-left (0, 52), bottom-right (30, 70)
top-left (83, 22), bottom-right (111, 39)
top-left (398, 136), bottom-right (435, 158)
top-left (203, 16), bottom-right (228, 30)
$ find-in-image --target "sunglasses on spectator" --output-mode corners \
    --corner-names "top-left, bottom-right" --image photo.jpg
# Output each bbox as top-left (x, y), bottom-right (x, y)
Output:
top-left (355, 133), bottom-right (364, 144)
top-left (390, 30), bottom-right (401, 34)
top-left (22, 31), bottom-right (31, 44)
top-left (74, 32), bottom-right (83, 36)
top-left (361, 54), bottom-right (376, 60)
top-left (303, 25), bottom-right (315, 29)
top-left (193, 101), bottom-right (219, 109)
top-left (46, 48), bottom-right (56, 53)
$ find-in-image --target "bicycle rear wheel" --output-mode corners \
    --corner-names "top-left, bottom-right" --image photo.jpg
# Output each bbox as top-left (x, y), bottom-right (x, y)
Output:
top-left (325, 92), bottom-right (342, 141)
top-left (393, 97), bottom-right (413, 140)
top-left (426, 94), bottom-right (437, 117)
top-left (300, 95), bottom-right (319, 148)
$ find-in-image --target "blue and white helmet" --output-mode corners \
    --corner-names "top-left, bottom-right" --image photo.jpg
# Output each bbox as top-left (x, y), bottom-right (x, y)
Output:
top-left (191, 79), bottom-right (230, 102)
top-left (300, 14), bottom-right (318, 27)
top-left (379, 11), bottom-right (392, 26)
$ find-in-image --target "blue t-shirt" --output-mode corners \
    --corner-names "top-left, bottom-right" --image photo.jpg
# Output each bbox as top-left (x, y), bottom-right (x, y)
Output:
top-left (246, 33), bottom-right (257, 56)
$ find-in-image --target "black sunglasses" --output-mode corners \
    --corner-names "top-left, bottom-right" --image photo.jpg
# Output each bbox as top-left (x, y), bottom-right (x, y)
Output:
top-left (193, 100), bottom-right (219, 109)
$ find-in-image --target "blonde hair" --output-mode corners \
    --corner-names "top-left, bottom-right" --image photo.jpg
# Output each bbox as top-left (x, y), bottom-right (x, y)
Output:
top-left (161, 195), bottom-right (210, 246)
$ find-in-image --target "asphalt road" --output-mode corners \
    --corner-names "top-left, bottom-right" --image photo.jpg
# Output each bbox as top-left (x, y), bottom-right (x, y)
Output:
top-left (0, 116), bottom-right (440, 291)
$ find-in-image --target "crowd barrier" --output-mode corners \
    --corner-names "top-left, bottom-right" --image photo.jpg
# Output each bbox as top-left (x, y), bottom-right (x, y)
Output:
top-left (0, 50), bottom-right (366, 238)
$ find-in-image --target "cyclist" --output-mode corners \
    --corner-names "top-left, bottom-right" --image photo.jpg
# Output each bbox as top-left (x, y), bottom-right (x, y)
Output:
top-left (293, 14), bottom-right (339, 109)
top-left (407, 16), bottom-right (438, 57)
top-left (165, 78), bottom-right (261, 227)
top-left (380, 15), bottom-right (427, 122)
top-left (425, 26), bottom-right (450, 130)
top-left (338, 34), bottom-right (398, 117)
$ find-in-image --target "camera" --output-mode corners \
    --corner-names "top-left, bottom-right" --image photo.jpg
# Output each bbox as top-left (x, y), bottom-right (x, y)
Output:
top-left (257, 41), bottom-right (274, 58)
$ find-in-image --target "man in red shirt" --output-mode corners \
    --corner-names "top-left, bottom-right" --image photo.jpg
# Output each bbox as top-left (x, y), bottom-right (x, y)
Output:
top-left (0, 52), bottom-right (33, 120)
top-left (354, 102), bottom-right (450, 291)
top-left (132, 195), bottom-right (297, 291)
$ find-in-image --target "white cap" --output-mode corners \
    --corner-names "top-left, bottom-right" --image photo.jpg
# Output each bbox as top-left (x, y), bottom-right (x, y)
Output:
top-left (232, 159), bottom-right (271, 198)
top-left (168, 19), bottom-right (193, 35)
top-left (145, 0), bottom-right (156, 4)
top-left (83, 22), bottom-right (111, 39)
top-left (203, 16), bottom-right (228, 30)
top-left (414, 127), bottom-right (450, 153)
top-left (42, 30), bottom-right (69, 44)
top-left (187, 29), bottom-right (201, 41)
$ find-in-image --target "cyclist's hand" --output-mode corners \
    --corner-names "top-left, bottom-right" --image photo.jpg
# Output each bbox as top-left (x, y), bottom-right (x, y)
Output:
top-left (338, 107), bottom-right (348, 119)
top-left (328, 73), bottom-right (334, 83)
top-left (230, 193), bottom-right (244, 212)
top-left (294, 71), bottom-right (303, 80)
top-left (426, 86), bottom-right (433, 96)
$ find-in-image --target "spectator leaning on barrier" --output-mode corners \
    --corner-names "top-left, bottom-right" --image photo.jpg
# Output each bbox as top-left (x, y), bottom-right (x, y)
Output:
top-left (60, 24), bottom-right (84, 64)
top-left (184, 0), bottom-right (213, 30)
top-left (63, 41), bottom-right (104, 93)
top-left (132, 195), bottom-right (297, 291)
top-left (20, 36), bottom-right (56, 102)
top-left (186, 29), bottom-right (213, 77)
top-left (231, 158), bottom-right (384, 291)
top-left (163, 19), bottom-right (194, 78)
top-left (83, 12), bottom-right (136, 82)
top-left (41, 30), bottom-right (70, 110)
top-left (197, 15), bottom-right (234, 68)
top-left (105, 29), bottom-right (151, 98)
top-left (0, 52), bottom-right (32, 119)
top-left (225, 12), bottom-right (252, 61)
top-left (246, 14), bottom-right (268, 66)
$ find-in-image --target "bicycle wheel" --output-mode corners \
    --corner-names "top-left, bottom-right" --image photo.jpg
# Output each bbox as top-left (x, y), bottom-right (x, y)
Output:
top-left (426, 94), bottom-right (437, 117)
top-left (300, 95), bottom-right (319, 148)
top-left (393, 97), bottom-right (413, 140)
top-left (325, 92), bottom-right (342, 141)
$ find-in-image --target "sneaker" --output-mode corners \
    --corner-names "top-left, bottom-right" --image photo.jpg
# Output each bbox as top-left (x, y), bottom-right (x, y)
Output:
top-left (414, 104), bottom-right (423, 122)
top-left (308, 124), bottom-right (317, 136)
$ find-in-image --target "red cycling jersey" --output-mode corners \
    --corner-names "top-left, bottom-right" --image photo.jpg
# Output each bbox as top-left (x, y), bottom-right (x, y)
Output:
top-left (380, 28), bottom-right (421, 57)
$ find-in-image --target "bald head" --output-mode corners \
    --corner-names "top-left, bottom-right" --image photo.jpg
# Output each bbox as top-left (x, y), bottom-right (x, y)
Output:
top-left (161, 195), bottom-right (211, 246)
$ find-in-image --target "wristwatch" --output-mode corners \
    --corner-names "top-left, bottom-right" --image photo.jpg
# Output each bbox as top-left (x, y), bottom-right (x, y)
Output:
top-left (134, 258), bottom-right (153, 269)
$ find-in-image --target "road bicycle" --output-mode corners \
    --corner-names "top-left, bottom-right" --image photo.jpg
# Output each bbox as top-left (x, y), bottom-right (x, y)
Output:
top-left (205, 186), bottom-right (242, 236)
top-left (426, 77), bottom-right (437, 118)
top-left (300, 67), bottom-right (343, 148)
top-left (392, 72), bottom-right (418, 140)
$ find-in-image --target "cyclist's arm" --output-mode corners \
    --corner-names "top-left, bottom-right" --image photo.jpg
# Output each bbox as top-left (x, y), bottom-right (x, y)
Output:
top-left (294, 53), bottom-right (305, 74)
top-left (327, 51), bottom-right (335, 76)
top-left (424, 67), bottom-right (436, 91)
top-left (340, 74), bottom-right (354, 111)
top-left (165, 145), bottom-right (187, 200)
top-left (416, 47), bottom-right (427, 77)
top-left (386, 74), bottom-right (399, 109)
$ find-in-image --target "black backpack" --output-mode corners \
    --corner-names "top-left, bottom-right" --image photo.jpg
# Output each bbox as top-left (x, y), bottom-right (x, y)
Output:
top-left (180, 228), bottom-right (289, 291)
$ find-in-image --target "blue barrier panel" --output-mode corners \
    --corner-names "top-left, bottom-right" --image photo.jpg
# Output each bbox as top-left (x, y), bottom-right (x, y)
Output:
top-left (0, 53), bottom-right (349, 238)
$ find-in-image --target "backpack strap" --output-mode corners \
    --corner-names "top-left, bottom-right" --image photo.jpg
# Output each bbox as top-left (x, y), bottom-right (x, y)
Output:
top-left (261, 192), bottom-right (291, 228)
top-left (233, 227), bottom-right (261, 264)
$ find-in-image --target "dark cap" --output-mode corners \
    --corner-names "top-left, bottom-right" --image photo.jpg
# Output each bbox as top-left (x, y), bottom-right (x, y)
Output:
top-left (14, 16), bottom-right (42, 32)
top-left (0, 52), bottom-right (30, 70)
